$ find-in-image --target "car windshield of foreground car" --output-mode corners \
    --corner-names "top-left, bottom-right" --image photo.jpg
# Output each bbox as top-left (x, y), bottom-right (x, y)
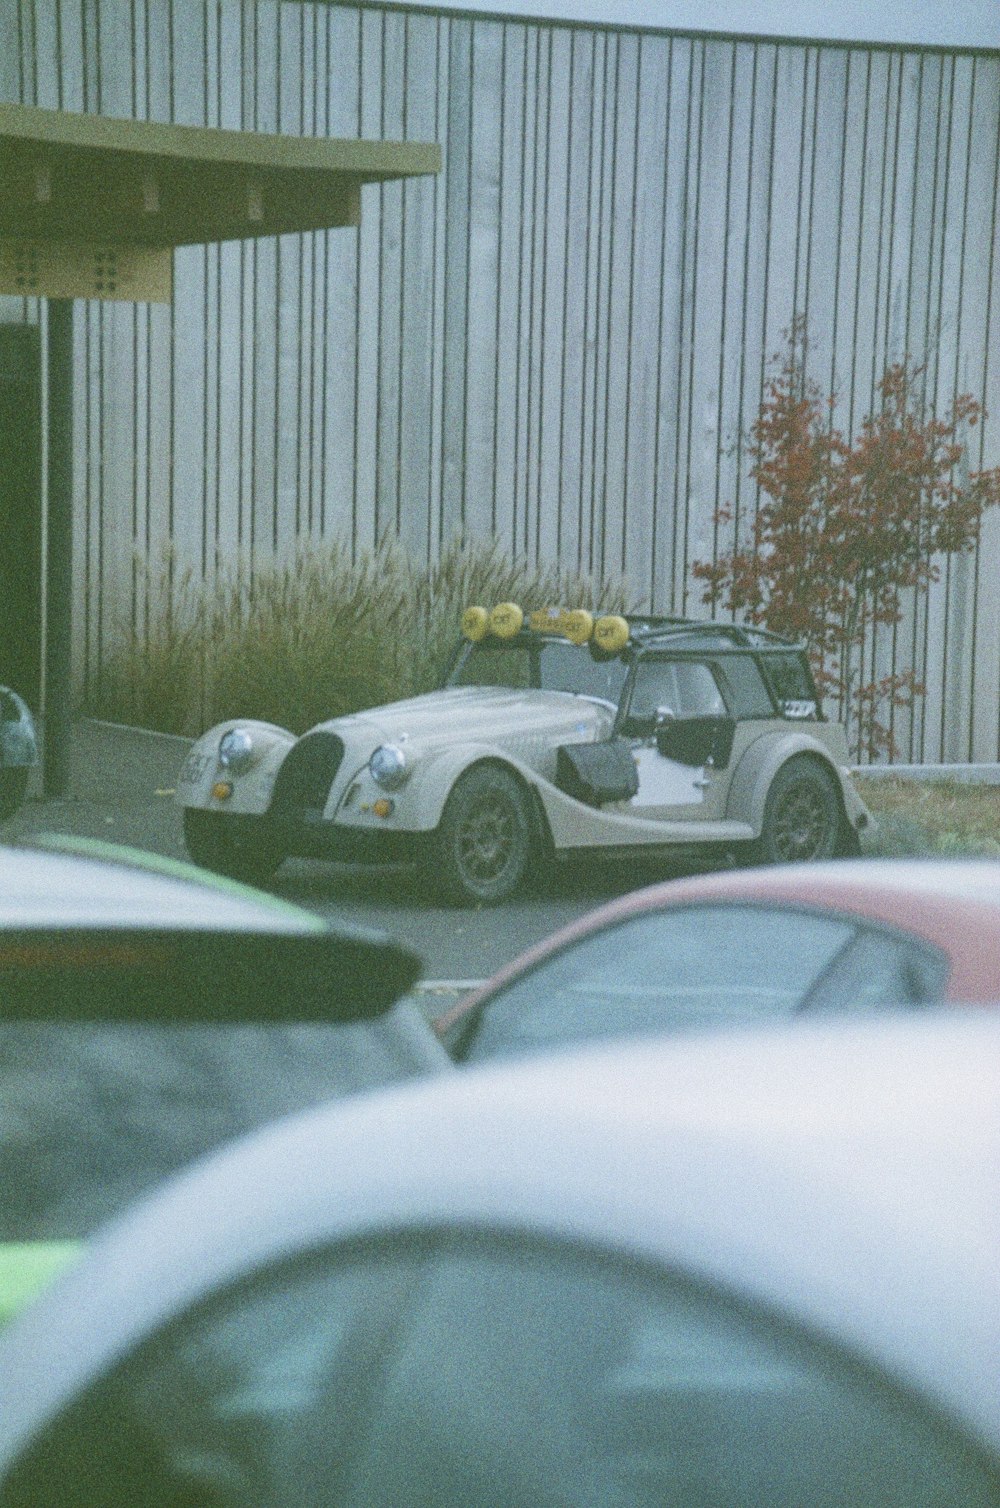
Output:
top-left (0, 1019), bottom-right (434, 1242)
top-left (454, 904), bottom-right (947, 1063)
top-left (449, 637), bottom-right (630, 705)
top-left (0, 923), bottom-right (428, 1244)
top-left (15, 1231), bottom-right (995, 1507)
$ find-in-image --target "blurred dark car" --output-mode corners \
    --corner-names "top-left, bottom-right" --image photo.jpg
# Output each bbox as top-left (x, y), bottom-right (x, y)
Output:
top-left (0, 689), bottom-right (37, 821)
top-left (0, 1012), bottom-right (996, 1506)
top-left (0, 838), bottom-right (440, 1324)
top-left (435, 858), bottom-right (1000, 1062)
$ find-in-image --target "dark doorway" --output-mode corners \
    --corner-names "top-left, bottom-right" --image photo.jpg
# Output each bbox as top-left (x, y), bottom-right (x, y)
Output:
top-left (0, 323), bottom-right (42, 707)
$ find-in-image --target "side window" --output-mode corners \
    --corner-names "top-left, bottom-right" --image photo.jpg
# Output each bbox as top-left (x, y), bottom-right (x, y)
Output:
top-left (625, 660), bottom-right (726, 730)
top-left (672, 661), bottom-right (727, 717)
top-left (762, 652), bottom-right (819, 717)
top-left (714, 655), bottom-right (776, 719)
top-left (37, 1234), bottom-right (998, 1508)
top-left (459, 904), bottom-right (857, 1062)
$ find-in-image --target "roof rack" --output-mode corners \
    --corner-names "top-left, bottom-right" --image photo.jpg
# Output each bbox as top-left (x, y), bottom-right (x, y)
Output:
top-left (624, 616), bottom-right (800, 650)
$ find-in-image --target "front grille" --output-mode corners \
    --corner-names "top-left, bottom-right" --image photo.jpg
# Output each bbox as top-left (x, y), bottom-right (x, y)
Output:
top-left (269, 732), bottom-right (344, 815)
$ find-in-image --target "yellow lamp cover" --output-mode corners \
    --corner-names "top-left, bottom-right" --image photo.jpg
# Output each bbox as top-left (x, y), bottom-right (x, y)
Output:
top-left (488, 602), bottom-right (524, 640)
top-left (593, 614), bottom-right (630, 652)
top-left (562, 609), bottom-right (594, 645)
top-left (528, 607), bottom-right (596, 644)
top-left (461, 605), bottom-right (490, 641)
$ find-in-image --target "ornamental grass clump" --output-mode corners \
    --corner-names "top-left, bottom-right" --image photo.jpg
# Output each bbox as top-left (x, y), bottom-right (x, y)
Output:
top-left (87, 558), bottom-right (208, 737)
top-left (90, 536), bottom-right (635, 737)
top-left (693, 319), bottom-right (1000, 761)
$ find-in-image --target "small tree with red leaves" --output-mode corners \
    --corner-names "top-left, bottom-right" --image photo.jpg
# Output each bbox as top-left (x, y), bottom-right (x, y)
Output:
top-left (693, 322), bottom-right (1000, 760)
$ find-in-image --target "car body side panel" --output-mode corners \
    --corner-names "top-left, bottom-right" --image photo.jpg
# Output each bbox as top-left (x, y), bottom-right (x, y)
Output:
top-left (329, 741), bottom-right (757, 849)
top-left (533, 768), bottom-right (755, 848)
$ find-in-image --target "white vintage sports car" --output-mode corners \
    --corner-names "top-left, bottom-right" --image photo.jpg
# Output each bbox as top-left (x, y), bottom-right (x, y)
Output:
top-left (176, 606), bottom-right (872, 903)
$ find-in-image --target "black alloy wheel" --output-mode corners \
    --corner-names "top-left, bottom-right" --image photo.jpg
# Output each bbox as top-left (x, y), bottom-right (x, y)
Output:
top-left (433, 765), bottom-right (534, 905)
top-left (753, 756), bottom-right (841, 865)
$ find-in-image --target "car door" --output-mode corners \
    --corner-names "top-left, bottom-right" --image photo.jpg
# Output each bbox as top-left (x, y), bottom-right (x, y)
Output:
top-left (621, 656), bottom-right (733, 820)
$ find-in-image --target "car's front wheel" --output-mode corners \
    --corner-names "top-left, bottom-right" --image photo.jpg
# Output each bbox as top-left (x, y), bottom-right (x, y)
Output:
top-left (182, 808), bottom-right (285, 886)
top-left (432, 765), bottom-right (534, 905)
top-left (752, 756), bottom-right (841, 865)
top-left (0, 767), bottom-right (28, 821)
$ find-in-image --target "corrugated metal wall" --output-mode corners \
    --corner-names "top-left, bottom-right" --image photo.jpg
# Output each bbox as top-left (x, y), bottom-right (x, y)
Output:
top-left (1, 0), bottom-right (998, 760)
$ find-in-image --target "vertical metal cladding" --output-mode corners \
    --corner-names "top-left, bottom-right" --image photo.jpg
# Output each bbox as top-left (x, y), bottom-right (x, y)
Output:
top-left (1, 0), bottom-right (997, 761)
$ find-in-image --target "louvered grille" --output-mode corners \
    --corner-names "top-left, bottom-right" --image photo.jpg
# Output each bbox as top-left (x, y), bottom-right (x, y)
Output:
top-left (269, 733), bottom-right (345, 815)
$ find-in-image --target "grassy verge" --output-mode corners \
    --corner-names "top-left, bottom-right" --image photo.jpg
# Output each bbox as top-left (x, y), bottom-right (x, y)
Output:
top-left (856, 776), bottom-right (1000, 858)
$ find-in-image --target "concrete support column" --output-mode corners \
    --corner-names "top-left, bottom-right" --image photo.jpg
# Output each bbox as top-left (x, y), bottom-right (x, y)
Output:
top-left (44, 297), bottom-right (73, 798)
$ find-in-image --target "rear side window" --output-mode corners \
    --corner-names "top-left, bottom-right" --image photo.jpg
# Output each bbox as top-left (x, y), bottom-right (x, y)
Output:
top-left (762, 652), bottom-right (817, 709)
top-left (38, 1233), bottom-right (998, 1508)
top-left (713, 655), bottom-right (776, 719)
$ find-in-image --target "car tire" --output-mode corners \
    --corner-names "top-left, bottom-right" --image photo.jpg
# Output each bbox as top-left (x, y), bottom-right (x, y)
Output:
top-left (0, 766), bottom-right (28, 821)
top-left (182, 808), bottom-right (285, 886)
top-left (432, 765), bottom-right (534, 905)
top-left (751, 756), bottom-right (841, 865)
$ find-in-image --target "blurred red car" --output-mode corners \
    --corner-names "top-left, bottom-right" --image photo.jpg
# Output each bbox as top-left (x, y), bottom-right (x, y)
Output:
top-left (435, 859), bottom-right (1000, 1063)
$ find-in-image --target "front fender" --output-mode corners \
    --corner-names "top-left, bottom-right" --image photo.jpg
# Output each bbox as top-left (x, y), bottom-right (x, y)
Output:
top-left (0, 689), bottom-right (39, 769)
top-left (344, 743), bottom-right (542, 833)
top-left (175, 719), bottom-right (295, 814)
top-left (725, 728), bottom-right (859, 835)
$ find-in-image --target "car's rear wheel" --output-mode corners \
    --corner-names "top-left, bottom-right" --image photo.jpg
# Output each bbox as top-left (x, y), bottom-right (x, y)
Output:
top-left (433, 765), bottom-right (533, 905)
top-left (752, 757), bottom-right (841, 865)
top-left (0, 766), bottom-right (28, 821)
top-left (182, 808), bottom-right (285, 886)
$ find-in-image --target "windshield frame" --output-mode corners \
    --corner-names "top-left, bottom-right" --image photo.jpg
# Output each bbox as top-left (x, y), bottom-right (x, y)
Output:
top-left (445, 632), bottom-right (632, 707)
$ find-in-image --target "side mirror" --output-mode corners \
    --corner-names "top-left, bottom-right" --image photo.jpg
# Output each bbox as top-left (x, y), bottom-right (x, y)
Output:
top-left (655, 715), bottom-right (736, 770)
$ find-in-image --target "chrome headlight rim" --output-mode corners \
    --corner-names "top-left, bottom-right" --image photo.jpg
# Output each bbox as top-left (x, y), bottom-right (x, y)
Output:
top-left (218, 727), bottom-right (255, 774)
top-left (368, 743), bottom-right (408, 790)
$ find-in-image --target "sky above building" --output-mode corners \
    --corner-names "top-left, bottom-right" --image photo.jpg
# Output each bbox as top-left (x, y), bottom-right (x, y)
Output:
top-left (414, 1), bottom-right (999, 50)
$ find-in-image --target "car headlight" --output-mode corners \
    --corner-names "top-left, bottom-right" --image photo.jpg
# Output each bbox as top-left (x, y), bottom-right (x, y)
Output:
top-left (369, 744), bottom-right (408, 789)
top-left (218, 727), bottom-right (255, 773)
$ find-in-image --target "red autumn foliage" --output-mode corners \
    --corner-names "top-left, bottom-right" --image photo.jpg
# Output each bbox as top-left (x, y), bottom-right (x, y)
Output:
top-left (693, 322), bottom-right (1000, 759)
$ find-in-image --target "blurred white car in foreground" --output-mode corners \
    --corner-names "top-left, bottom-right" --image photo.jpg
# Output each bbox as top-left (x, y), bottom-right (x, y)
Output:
top-left (0, 1012), bottom-right (996, 1505)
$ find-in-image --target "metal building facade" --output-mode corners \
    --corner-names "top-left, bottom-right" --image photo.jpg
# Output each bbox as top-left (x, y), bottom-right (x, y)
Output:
top-left (1, 0), bottom-right (998, 761)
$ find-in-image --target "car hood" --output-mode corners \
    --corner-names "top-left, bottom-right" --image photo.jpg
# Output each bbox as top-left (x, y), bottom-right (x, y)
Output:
top-left (316, 686), bottom-right (615, 751)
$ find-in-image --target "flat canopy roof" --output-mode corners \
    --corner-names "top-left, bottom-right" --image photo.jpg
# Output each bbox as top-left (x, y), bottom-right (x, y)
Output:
top-left (0, 102), bottom-right (441, 248)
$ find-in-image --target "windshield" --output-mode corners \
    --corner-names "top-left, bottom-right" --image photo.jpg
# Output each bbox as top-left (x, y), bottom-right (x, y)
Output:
top-left (449, 638), bottom-right (630, 706)
top-left (0, 1016), bottom-right (436, 1241)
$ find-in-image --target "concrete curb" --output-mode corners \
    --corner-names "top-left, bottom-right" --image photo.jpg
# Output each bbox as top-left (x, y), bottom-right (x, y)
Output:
top-left (853, 763), bottom-right (1000, 785)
